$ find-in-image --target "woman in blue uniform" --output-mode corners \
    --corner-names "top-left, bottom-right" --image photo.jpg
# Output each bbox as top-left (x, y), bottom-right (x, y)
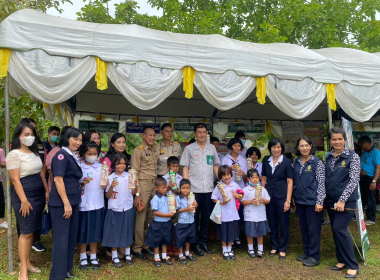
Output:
top-left (261, 138), bottom-right (293, 260)
top-left (49, 128), bottom-right (83, 280)
top-left (293, 137), bottom-right (325, 267)
top-left (326, 128), bottom-right (360, 279)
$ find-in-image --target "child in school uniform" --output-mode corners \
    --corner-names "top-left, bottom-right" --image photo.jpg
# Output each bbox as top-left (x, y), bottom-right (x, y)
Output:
top-left (102, 153), bottom-right (136, 268)
top-left (175, 179), bottom-right (197, 264)
top-left (78, 141), bottom-right (105, 270)
top-left (145, 177), bottom-right (175, 267)
top-left (241, 169), bottom-right (271, 258)
top-left (211, 165), bottom-right (242, 261)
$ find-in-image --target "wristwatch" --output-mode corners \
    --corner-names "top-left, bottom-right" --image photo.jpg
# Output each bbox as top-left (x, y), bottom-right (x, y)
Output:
top-left (136, 193), bottom-right (140, 196)
top-left (287, 200), bottom-right (291, 204)
top-left (372, 180), bottom-right (376, 183)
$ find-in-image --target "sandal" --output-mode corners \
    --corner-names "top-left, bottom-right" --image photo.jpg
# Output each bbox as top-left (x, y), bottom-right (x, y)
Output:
top-left (161, 256), bottom-right (173, 265)
top-left (178, 256), bottom-right (187, 264)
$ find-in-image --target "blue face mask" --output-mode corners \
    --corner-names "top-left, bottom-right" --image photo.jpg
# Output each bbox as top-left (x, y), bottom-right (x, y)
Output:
top-left (241, 140), bottom-right (246, 146)
top-left (50, 136), bottom-right (59, 143)
top-left (249, 182), bottom-right (257, 187)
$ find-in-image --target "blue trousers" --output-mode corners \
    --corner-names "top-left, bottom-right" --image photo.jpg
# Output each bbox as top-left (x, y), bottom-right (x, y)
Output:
top-left (49, 205), bottom-right (79, 280)
top-left (266, 196), bottom-right (290, 252)
top-left (296, 204), bottom-right (323, 260)
top-left (326, 200), bottom-right (359, 270)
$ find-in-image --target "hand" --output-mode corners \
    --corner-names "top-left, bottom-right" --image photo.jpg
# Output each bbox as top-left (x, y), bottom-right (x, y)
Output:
top-left (370, 182), bottom-right (377, 191)
top-left (20, 200), bottom-right (33, 217)
top-left (111, 180), bottom-right (118, 189)
top-left (188, 204), bottom-right (195, 212)
top-left (45, 191), bottom-right (49, 203)
top-left (194, 202), bottom-right (198, 208)
top-left (169, 181), bottom-right (175, 189)
top-left (231, 164), bottom-right (238, 171)
top-left (168, 212), bottom-right (174, 217)
top-left (259, 197), bottom-right (265, 204)
top-left (231, 189), bottom-right (239, 199)
top-left (63, 202), bottom-right (72, 219)
top-left (251, 198), bottom-right (257, 205)
top-left (236, 170), bottom-right (244, 176)
top-left (175, 200), bottom-right (177, 207)
top-left (315, 204), bottom-right (323, 212)
top-left (134, 179), bottom-right (138, 186)
top-left (82, 177), bottom-right (90, 186)
top-left (360, 169), bottom-right (367, 176)
top-left (134, 195), bottom-right (142, 204)
top-left (284, 201), bottom-right (291, 212)
top-left (335, 200), bottom-right (345, 212)
top-left (219, 201), bottom-right (225, 206)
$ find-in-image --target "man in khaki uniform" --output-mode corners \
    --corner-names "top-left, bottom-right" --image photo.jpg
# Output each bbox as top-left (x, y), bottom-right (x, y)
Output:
top-left (156, 123), bottom-right (183, 177)
top-left (131, 126), bottom-right (158, 259)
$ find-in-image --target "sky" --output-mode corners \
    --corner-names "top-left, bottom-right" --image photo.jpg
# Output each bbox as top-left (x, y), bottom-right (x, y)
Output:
top-left (46, 0), bottom-right (162, 19)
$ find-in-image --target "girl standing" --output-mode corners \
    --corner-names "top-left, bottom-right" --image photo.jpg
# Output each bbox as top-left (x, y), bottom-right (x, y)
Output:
top-left (77, 141), bottom-right (105, 270)
top-left (102, 154), bottom-right (136, 268)
top-left (211, 165), bottom-right (241, 260)
top-left (241, 169), bottom-right (270, 258)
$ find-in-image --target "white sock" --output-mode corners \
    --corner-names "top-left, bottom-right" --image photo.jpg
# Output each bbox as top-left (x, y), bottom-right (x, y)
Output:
top-left (227, 246), bottom-right (231, 252)
top-left (258, 244), bottom-right (263, 252)
top-left (125, 248), bottom-right (131, 259)
top-left (112, 250), bottom-right (119, 262)
top-left (222, 247), bottom-right (227, 253)
top-left (80, 253), bottom-right (87, 264)
top-left (154, 254), bottom-right (160, 259)
top-left (185, 251), bottom-right (190, 256)
top-left (248, 244), bottom-right (254, 251)
top-left (90, 253), bottom-right (98, 264)
top-left (179, 253), bottom-right (183, 258)
top-left (162, 253), bottom-right (167, 259)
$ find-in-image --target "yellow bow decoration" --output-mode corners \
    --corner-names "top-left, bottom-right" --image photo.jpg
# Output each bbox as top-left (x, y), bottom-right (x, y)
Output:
top-left (266, 120), bottom-right (272, 135)
top-left (256, 77), bottom-right (267, 105)
top-left (95, 57), bottom-right (108, 90)
top-left (326, 84), bottom-right (336, 111)
top-left (182, 67), bottom-right (195, 99)
top-left (0, 48), bottom-right (11, 78)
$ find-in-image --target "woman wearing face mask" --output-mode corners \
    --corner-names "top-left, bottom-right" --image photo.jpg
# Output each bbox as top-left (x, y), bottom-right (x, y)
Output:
top-left (75, 129), bottom-right (106, 164)
top-left (103, 133), bottom-right (131, 173)
top-left (6, 123), bottom-right (49, 280)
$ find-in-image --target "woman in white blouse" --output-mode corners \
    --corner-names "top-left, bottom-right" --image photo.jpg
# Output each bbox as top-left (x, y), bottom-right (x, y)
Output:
top-left (6, 123), bottom-right (48, 280)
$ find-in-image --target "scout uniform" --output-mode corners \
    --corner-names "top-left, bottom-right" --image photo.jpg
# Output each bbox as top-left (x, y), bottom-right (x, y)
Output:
top-left (131, 141), bottom-right (158, 253)
top-left (156, 141), bottom-right (182, 176)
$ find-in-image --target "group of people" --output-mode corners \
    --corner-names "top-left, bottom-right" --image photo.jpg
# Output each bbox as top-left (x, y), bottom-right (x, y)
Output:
top-left (3, 119), bottom-right (368, 279)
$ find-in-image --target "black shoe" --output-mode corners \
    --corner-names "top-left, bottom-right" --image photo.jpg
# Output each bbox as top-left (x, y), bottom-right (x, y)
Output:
top-left (228, 251), bottom-right (236, 260)
top-left (248, 250), bottom-right (256, 258)
top-left (153, 258), bottom-right (161, 267)
top-left (134, 250), bottom-right (147, 260)
top-left (321, 220), bottom-right (330, 226)
top-left (142, 248), bottom-right (154, 256)
top-left (297, 253), bottom-right (308, 262)
top-left (178, 256), bottom-right (187, 264)
top-left (269, 250), bottom-right (278, 257)
top-left (90, 259), bottom-right (100, 270)
top-left (161, 257), bottom-right (173, 265)
top-left (79, 259), bottom-right (89, 270)
top-left (66, 272), bottom-right (75, 279)
top-left (279, 253), bottom-right (286, 260)
top-left (256, 250), bottom-right (264, 258)
top-left (112, 258), bottom-right (122, 268)
top-left (234, 240), bottom-right (243, 249)
top-left (303, 257), bottom-right (320, 267)
top-left (186, 254), bottom-right (196, 261)
top-left (125, 255), bottom-right (133, 266)
top-left (223, 252), bottom-right (231, 260)
top-left (345, 269), bottom-right (359, 279)
top-left (193, 245), bottom-right (204, 256)
top-left (331, 265), bottom-right (346, 271)
top-left (202, 244), bottom-right (213, 254)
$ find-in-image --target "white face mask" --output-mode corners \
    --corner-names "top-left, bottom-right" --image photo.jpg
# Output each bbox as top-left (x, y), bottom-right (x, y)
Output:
top-left (20, 136), bottom-right (35, 147)
top-left (85, 156), bottom-right (97, 164)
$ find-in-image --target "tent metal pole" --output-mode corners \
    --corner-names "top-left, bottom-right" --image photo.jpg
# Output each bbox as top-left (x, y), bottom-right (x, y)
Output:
top-left (5, 75), bottom-right (13, 273)
top-left (327, 103), bottom-right (333, 130)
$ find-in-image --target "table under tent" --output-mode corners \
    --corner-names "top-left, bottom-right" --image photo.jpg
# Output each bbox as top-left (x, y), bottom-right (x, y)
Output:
top-left (2, 9), bottom-right (380, 271)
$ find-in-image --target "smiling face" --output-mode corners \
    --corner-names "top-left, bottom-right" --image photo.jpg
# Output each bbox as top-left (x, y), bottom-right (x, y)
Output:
top-left (194, 127), bottom-right (207, 143)
top-left (180, 184), bottom-right (191, 196)
top-left (297, 139), bottom-right (312, 157)
top-left (330, 133), bottom-right (345, 152)
top-left (222, 172), bottom-right (232, 183)
top-left (251, 152), bottom-right (259, 163)
top-left (90, 132), bottom-right (101, 146)
top-left (111, 137), bottom-right (126, 153)
top-left (271, 142), bottom-right (282, 157)
top-left (142, 128), bottom-right (156, 147)
top-left (68, 134), bottom-right (83, 152)
top-left (115, 158), bottom-right (127, 174)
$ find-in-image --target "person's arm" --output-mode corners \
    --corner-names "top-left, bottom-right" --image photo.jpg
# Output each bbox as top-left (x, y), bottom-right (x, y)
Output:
top-left (315, 160), bottom-right (326, 212)
top-left (261, 176), bottom-right (267, 188)
top-left (0, 149), bottom-right (6, 168)
top-left (153, 211), bottom-right (174, 218)
top-left (370, 165), bottom-right (380, 191)
top-left (53, 176), bottom-right (72, 219)
top-left (40, 160), bottom-right (49, 202)
top-left (213, 164), bottom-right (219, 178)
top-left (130, 148), bottom-right (142, 199)
top-left (179, 146), bottom-right (190, 179)
top-left (106, 179), bottom-right (117, 199)
top-left (284, 161), bottom-right (294, 212)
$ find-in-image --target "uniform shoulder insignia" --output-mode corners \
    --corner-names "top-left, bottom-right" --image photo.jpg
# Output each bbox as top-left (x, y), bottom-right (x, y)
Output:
top-left (155, 143), bottom-right (158, 147)
top-left (138, 145), bottom-right (144, 150)
top-left (173, 141), bottom-right (178, 144)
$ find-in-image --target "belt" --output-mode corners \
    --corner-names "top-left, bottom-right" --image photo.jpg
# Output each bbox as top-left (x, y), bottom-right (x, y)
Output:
top-left (139, 179), bottom-right (155, 183)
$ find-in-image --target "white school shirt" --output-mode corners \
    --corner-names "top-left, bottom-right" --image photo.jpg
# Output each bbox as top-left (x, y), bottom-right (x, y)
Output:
top-left (268, 154), bottom-right (284, 174)
top-left (106, 172), bottom-right (133, 212)
top-left (241, 185), bottom-right (271, 222)
top-left (239, 146), bottom-right (248, 157)
top-left (79, 161), bottom-right (104, 211)
top-left (211, 181), bottom-right (240, 222)
top-left (222, 154), bottom-right (248, 189)
top-left (162, 173), bottom-right (183, 195)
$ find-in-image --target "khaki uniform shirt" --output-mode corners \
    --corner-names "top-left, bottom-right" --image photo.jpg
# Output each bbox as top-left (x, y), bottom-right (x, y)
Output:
top-left (156, 141), bottom-right (183, 176)
top-left (131, 141), bottom-right (158, 181)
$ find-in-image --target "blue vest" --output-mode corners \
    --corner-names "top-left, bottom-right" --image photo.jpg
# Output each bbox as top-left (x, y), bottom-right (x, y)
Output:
top-left (325, 150), bottom-right (359, 202)
top-left (293, 157), bottom-right (320, 205)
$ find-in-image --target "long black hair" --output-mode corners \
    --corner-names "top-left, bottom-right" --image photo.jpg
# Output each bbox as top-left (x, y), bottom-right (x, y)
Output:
top-left (83, 129), bottom-right (101, 146)
top-left (105, 133), bottom-right (130, 162)
top-left (11, 123), bottom-right (39, 156)
top-left (111, 153), bottom-right (129, 171)
top-left (79, 141), bottom-right (100, 158)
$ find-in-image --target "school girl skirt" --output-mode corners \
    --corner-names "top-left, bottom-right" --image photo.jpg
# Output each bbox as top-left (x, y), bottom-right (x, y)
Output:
top-left (12, 174), bottom-right (45, 235)
top-left (77, 208), bottom-right (105, 244)
top-left (101, 208), bottom-right (134, 248)
top-left (145, 220), bottom-right (173, 248)
top-left (245, 221), bottom-right (271, 238)
top-left (175, 222), bottom-right (197, 249)
top-left (217, 220), bottom-right (239, 243)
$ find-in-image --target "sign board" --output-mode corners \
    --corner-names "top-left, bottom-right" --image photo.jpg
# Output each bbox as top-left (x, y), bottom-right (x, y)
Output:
top-left (227, 123), bottom-right (266, 134)
top-left (303, 121), bottom-right (325, 151)
top-left (282, 121), bottom-right (304, 153)
top-left (79, 120), bottom-right (119, 134)
top-left (125, 122), bottom-right (161, 134)
top-left (173, 123), bottom-right (212, 132)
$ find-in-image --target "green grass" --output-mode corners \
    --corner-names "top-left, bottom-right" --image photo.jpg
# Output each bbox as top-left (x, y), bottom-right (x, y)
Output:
top-left (1, 209), bottom-right (380, 280)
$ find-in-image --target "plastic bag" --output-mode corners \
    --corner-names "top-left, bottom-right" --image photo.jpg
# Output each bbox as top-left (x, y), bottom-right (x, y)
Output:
top-left (210, 201), bottom-right (222, 224)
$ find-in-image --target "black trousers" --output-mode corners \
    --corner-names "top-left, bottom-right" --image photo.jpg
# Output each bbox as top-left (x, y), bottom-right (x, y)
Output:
top-left (360, 175), bottom-right (377, 222)
top-left (266, 196), bottom-right (290, 252)
top-left (194, 192), bottom-right (212, 246)
top-left (0, 182), bottom-right (5, 219)
top-left (296, 203), bottom-right (323, 260)
top-left (49, 205), bottom-right (79, 280)
top-left (326, 200), bottom-right (359, 270)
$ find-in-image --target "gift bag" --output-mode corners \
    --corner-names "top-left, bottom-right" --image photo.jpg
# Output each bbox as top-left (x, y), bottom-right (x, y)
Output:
top-left (210, 201), bottom-right (222, 224)
top-left (40, 212), bottom-right (51, 235)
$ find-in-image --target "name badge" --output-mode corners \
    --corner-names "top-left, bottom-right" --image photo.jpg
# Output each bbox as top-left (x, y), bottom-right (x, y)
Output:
top-left (111, 191), bottom-right (118, 199)
top-left (193, 154), bottom-right (199, 158)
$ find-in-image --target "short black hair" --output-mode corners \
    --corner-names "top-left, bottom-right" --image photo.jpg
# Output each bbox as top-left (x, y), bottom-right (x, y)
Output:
top-left (160, 123), bottom-right (172, 131)
top-left (11, 123), bottom-right (39, 156)
top-left (246, 147), bottom-right (261, 159)
top-left (218, 165), bottom-right (233, 180)
top-left (59, 126), bottom-right (71, 142)
top-left (328, 127), bottom-right (347, 141)
top-left (142, 126), bottom-right (155, 134)
top-left (180, 179), bottom-right (191, 188)
top-left (167, 156), bottom-right (180, 166)
top-left (247, 168), bottom-right (260, 178)
top-left (193, 123), bottom-right (207, 133)
top-left (189, 139), bottom-right (196, 144)
top-left (48, 126), bottom-right (60, 134)
top-left (83, 129), bottom-right (100, 143)
top-left (295, 136), bottom-right (316, 156)
top-left (20, 118), bottom-right (36, 125)
top-left (227, 138), bottom-right (243, 150)
top-left (79, 141), bottom-right (100, 158)
top-left (268, 138), bottom-right (285, 155)
top-left (358, 135), bottom-right (371, 144)
top-left (59, 128), bottom-right (83, 148)
top-left (155, 177), bottom-right (167, 187)
top-left (235, 131), bottom-right (245, 139)
top-left (111, 153), bottom-right (128, 170)
top-left (210, 136), bottom-right (220, 143)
